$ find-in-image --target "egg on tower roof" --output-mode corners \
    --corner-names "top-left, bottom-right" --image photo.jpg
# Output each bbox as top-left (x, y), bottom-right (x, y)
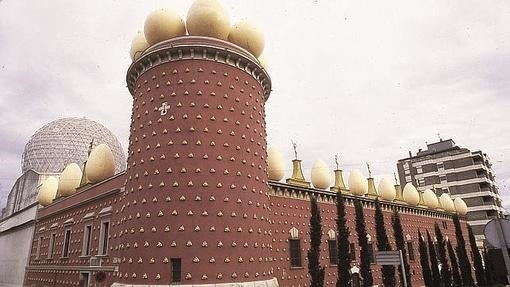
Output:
top-left (228, 19), bottom-right (265, 58)
top-left (144, 8), bottom-right (186, 46)
top-left (85, 144), bottom-right (115, 183)
top-left (402, 183), bottom-right (419, 206)
top-left (454, 198), bottom-right (468, 216)
top-left (311, 160), bottom-right (331, 189)
top-left (439, 193), bottom-right (455, 212)
top-left (348, 169), bottom-right (367, 196)
top-left (422, 188), bottom-right (438, 209)
top-left (378, 178), bottom-right (396, 201)
top-left (129, 32), bottom-right (150, 61)
top-left (186, 0), bottom-right (231, 40)
top-left (37, 176), bottom-right (59, 207)
top-left (58, 163), bottom-right (82, 196)
top-left (267, 147), bottom-right (285, 181)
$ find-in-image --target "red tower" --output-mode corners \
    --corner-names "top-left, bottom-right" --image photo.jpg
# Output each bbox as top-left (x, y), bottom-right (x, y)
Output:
top-left (113, 36), bottom-right (276, 286)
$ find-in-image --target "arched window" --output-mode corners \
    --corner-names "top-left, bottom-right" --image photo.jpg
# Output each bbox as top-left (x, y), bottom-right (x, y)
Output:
top-left (289, 227), bottom-right (302, 267)
top-left (406, 234), bottom-right (415, 261)
top-left (327, 229), bottom-right (338, 265)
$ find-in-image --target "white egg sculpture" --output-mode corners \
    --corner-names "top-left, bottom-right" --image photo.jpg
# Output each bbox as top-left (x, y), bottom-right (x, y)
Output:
top-left (454, 198), bottom-right (468, 216)
top-left (422, 189), bottom-right (438, 209)
top-left (144, 8), bottom-right (186, 46)
top-left (378, 178), bottom-right (396, 201)
top-left (402, 183), bottom-right (419, 206)
top-left (129, 32), bottom-right (150, 61)
top-left (228, 19), bottom-right (265, 57)
top-left (439, 193), bottom-right (455, 212)
top-left (37, 176), bottom-right (58, 207)
top-left (85, 144), bottom-right (115, 183)
top-left (258, 54), bottom-right (268, 70)
top-left (186, 0), bottom-right (230, 40)
top-left (311, 160), bottom-right (331, 189)
top-left (58, 163), bottom-right (82, 196)
top-left (267, 147), bottom-right (285, 181)
top-left (348, 169), bottom-right (367, 196)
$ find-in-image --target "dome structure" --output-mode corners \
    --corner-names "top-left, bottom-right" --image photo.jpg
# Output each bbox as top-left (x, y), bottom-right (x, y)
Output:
top-left (21, 117), bottom-right (126, 174)
top-left (423, 189), bottom-right (438, 209)
top-left (267, 147), bottom-right (285, 181)
top-left (378, 178), bottom-right (396, 201)
top-left (348, 169), bottom-right (367, 196)
top-left (311, 160), bottom-right (330, 189)
top-left (454, 198), bottom-right (468, 215)
top-left (402, 183), bottom-right (419, 206)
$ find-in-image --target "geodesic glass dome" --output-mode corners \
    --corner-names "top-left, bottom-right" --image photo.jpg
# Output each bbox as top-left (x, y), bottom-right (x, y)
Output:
top-left (21, 117), bottom-right (126, 174)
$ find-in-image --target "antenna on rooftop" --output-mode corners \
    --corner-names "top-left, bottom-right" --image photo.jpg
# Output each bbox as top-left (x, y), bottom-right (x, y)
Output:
top-left (291, 140), bottom-right (298, 160)
top-left (436, 132), bottom-right (442, 142)
top-left (335, 154), bottom-right (339, 170)
top-left (366, 162), bottom-right (372, 178)
top-left (394, 172), bottom-right (398, 185)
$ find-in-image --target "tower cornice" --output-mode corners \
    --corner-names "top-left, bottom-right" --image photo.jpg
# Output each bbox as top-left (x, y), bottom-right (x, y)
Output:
top-left (127, 36), bottom-right (271, 100)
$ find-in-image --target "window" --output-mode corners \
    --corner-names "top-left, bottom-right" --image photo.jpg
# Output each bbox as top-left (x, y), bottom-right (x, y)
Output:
top-left (407, 241), bottom-right (415, 261)
top-left (328, 240), bottom-right (338, 265)
top-left (171, 258), bottom-right (181, 283)
top-left (367, 242), bottom-right (375, 263)
top-left (62, 229), bottom-right (71, 258)
top-left (416, 166), bottom-right (423, 174)
top-left (289, 239), bottom-right (302, 267)
top-left (35, 236), bottom-right (43, 260)
top-left (48, 233), bottom-right (56, 259)
top-left (405, 175), bottom-right (412, 182)
top-left (349, 242), bottom-right (356, 261)
top-left (82, 224), bottom-right (92, 256)
top-left (437, 162), bottom-right (444, 170)
top-left (440, 175), bottom-right (447, 182)
top-left (79, 272), bottom-right (90, 287)
top-left (99, 221), bottom-right (110, 255)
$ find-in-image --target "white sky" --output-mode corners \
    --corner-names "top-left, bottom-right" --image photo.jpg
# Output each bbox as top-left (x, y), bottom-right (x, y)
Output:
top-left (1, 0), bottom-right (510, 210)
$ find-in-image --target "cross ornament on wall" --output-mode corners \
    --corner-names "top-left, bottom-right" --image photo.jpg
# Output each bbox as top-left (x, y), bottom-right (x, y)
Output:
top-left (159, 102), bottom-right (170, 116)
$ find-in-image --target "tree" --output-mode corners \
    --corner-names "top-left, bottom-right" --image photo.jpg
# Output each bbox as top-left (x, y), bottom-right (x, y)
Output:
top-left (447, 239), bottom-right (462, 287)
top-left (336, 193), bottom-right (351, 287)
top-left (354, 199), bottom-right (373, 286)
top-left (426, 230), bottom-right (441, 286)
top-left (434, 223), bottom-right (451, 287)
top-left (483, 248), bottom-right (494, 286)
top-left (467, 225), bottom-right (486, 286)
top-left (392, 209), bottom-right (411, 286)
top-left (453, 214), bottom-right (474, 286)
top-left (308, 195), bottom-right (325, 287)
top-left (374, 199), bottom-right (395, 286)
top-left (418, 230), bottom-right (433, 287)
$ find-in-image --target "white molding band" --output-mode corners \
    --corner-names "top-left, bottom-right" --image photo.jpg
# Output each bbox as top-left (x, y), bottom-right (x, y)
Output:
top-left (112, 277), bottom-right (279, 287)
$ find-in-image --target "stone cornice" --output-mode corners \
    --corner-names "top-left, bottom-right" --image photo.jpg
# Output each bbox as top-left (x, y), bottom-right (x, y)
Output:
top-left (126, 36), bottom-right (271, 100)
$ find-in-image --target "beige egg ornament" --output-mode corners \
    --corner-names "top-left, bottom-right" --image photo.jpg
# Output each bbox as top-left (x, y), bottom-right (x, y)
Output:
top-left (85, 144), bottom-right (115, 183)
top-left (348, 169), bottom-right (367, 196)
top-left (422, 189), bottom-right (438, 209)
top-left (402, 183), bottom-right (419, 206)
top-left (37, 176), bottom-right (58, 207)
top-left (267, 147), bottom-right (285, 181)
top-left (378, 178), bottom-right (396, 201)
top-left (144, 9), bottom-right (186, 46)
top-left (58, 163), bottom-right (82, 196)
top-left (439, 193), bottom-right (455, 212)
top-left (311, 160), bottom-right (331, 189)
top-left (186, 0), bottom-right (231, 40)
top-left (228, 20), bottom-right (265, 58)
top-left (454, 198), bottom-right (468, 216)
top-left (129, 32), bottom-right (150, 61)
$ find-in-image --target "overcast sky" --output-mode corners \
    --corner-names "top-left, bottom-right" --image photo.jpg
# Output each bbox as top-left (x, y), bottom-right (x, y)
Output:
top-left (1, 0), bottom-right (510, 210)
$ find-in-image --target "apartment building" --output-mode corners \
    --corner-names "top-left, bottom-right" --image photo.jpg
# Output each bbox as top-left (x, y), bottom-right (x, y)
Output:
top-left (397, 139), bottom-right (508, 242)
